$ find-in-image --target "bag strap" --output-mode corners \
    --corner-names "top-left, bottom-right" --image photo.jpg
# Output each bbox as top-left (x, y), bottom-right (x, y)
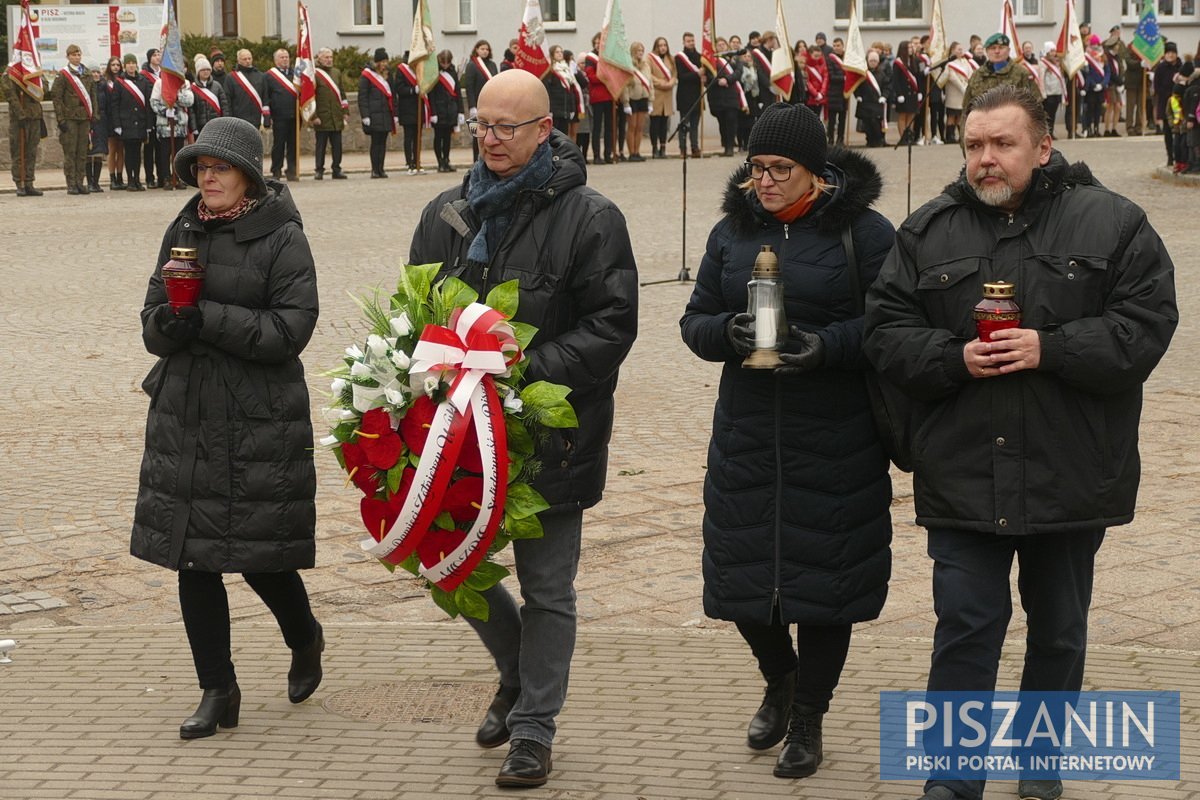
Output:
top-left (841, 225), bottom-right (864, 315)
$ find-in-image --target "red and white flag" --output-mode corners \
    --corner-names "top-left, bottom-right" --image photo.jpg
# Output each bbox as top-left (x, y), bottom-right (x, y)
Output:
top-left (158, 0), bottom-right (187, 108)
top-left (841, 0), bottom-right (868, 97)
top-left (296, 2), bottom-right (317, 121)
top-left (770, 0), bottom-right (795, 100)
top-left (927, 0), bottom-right (948, 65)
top-left (1056, 0), bottom-right (1086, 78)
top-left (513, 0), bottom-right (550, 79)
top-left (701, 0), bottom-right (718, 75)
top-left (1000, 0), bottom-right (1044, 93)
top-left (6, 0), bottom-right (43, 101)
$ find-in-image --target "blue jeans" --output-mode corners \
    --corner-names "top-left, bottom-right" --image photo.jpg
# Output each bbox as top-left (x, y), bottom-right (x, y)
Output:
top-left (922, 527), bottom-right (1105, 800)
top-left (465, 507), bottom-right (583, 748)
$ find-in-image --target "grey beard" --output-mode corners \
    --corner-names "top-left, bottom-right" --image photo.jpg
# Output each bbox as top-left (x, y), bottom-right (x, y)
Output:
top-left (972, 177), bottom-right (1014, 208)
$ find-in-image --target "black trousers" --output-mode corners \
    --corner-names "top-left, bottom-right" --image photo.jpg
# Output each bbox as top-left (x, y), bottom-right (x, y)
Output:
top-left (433, 123), bottom-right (453, 166)
top-left (401, 124), bottom-right (418, 168)
top-left (368, 131), bottom-right (388, 174)
top-left (157, 136), bottom-right (185, 184)
top-left (178, 570), bottom-right (318, 689)
top-left (734, 618), bottom-right (853, 713)
top-left (123, 139), bottom-right (143, 185)
top-left (649, 114), bottom-right (669, 149)
top-left (270, 118), bottom-right (297, 177)
top-left (713, 108), bottom-right (738, 150)
top-left (826, 106), bottom-right (846, 145)
top-left (552, 115), bottom-right (571, 135)
top-left (143, 129), bottom-right (157, 183)
top-left (1043, 96), bottom-right (1062, 138)
top-left (314, 130), bottom-right (342, 174)
top-left (590, 100), bottom-right (613, 160)
top-left (923, 527), bottom-right (1104, 800)
top-left (737, 110), bottom-right (755, 149)
top-left (680, 105), bottom-right (701, 151)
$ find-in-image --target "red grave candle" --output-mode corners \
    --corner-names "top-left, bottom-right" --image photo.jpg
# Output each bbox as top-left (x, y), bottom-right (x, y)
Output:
top-left (973, 281), bottom-right (1021, 343)
top-left (161, 247), bottom-right (205, 312)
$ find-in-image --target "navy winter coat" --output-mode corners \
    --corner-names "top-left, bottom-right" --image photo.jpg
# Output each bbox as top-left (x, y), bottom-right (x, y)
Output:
top-left (131, 184), bottom-right (319, 573)
top-left (680, 148), bottom-right (896, 626)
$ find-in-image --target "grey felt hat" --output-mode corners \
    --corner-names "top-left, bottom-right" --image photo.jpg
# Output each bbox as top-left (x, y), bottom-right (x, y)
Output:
top-left (174, 116), bottom-right (267, 197)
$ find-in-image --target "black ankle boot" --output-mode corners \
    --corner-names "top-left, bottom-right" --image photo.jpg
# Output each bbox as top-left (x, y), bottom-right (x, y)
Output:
top-left (287, 621), bottom-right (324, 703)
top-left (773, 703), bottom-right (823, 778)
top-left (476, 684), bottom-right (520, 748)
top-left (748, 669), bottom-right (795, 750)
top-left (179, 683), bottom-right (241, 739)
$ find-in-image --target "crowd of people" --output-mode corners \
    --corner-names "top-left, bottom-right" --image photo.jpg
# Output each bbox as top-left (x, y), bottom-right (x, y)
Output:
top-left (9, 17), bottom-right (1200, 196)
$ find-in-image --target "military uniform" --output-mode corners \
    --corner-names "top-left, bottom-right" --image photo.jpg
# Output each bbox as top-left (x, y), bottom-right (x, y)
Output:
top-left (51, 62), bottom-right (98, 194)
top-left (960, 59), bottom-right (1040, 128)
top-left (311, 65), bottom-right (347, 178)
top-left (5, 73), bottom-right (44, 195)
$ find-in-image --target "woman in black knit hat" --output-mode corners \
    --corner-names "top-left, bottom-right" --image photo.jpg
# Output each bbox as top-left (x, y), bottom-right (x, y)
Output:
top-left (680, 102), bottom-right (896, 780)
top-left (132, 116), bottom-right (324, 740)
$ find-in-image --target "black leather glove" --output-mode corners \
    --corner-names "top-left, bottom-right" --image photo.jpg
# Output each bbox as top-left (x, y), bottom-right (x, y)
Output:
top-left (726, 312), bottom-right (756, 357)
top-left (156, 304), bottom-right (203, 342)
top-left (775, 326), bottom-right (824, 375)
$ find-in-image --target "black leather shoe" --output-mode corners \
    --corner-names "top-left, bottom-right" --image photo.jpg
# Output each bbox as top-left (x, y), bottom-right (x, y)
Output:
top-left (25, 185), bottom-right (42, 196)
top-left (179, 683), bottom-right (241, 739)
top-left (1018, 778), bottom-right (1063, 800)
top-left (495, 739), bottom-right (552, 788)
top-left (313, 170), bottom-right (324, 180)
top-left (287, 621), bottom-right (324, 703)
top-left (748, 669), bottom-right (795, 749)
top-left (15, 185), bottom-right (28, 197)
top-left (331, 171), bottom-right (348, 179)
top-left (919, 787), bottom-right (962, 800)
top-left (67, 185), bottom-right (81, 195)
top-left (477, 684), bottom-right (520, 748)
top-left (773, 703), bottom-right (823, 778)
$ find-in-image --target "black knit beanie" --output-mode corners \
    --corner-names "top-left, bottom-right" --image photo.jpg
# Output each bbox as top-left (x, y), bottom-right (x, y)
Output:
top-left (748, 103), bottom-right (827, 177)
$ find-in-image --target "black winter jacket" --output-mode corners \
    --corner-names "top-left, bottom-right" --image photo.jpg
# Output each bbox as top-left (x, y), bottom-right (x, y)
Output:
top-left (680, 149), bottom-right (896, 626)
top-left (227, 65), bottom-right (268, 127)
top-left (865, 152), bottom-right (1177, 536)
top-left (393, 69), bottom-right (421, 126)
top-left (358, 67), bottom-right (395, 133)
top-left (409, 131), bottom-right (639, 511)
top-left (111, 74), bottom-right (152, 141)
top-left (190, 78), bottom-right (226, 134)
top-left (428, 65), bottom-right (463, 123)
top-left (131, 184), bottom-right (319, 572)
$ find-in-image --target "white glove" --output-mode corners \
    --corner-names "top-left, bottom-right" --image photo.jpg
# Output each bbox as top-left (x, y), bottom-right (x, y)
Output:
top-left (114, 126), bottom-right (122, 135)
top-left (917, 93), bottom-right (923, 102)
top-left (165, 108), bottom-right (176, 119)
top-left (623, 105), bottom-right (632, 115)
top-left (431, 115), bottom-right (438, 124)
top-left (362, 117), bottom-right (370, 126)
top-left (1094, 83), bottom-right (1103, 91)
top-left (469, 106), bottom-right (477, 117)
top-left (457, 113), bottom-right (465, 126)
top-left (393, 117), bottom-right (399, 128)
top-left (897, 95), bottom-right (905, 103)
top-left (878, 96), bottom-right (887, 103)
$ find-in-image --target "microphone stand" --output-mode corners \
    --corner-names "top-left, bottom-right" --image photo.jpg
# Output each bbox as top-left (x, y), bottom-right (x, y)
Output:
top-left (641, 63), bottom-right (723, 287)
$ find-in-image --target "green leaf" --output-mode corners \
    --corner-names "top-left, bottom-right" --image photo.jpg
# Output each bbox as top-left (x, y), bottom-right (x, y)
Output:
top-left (464, 560), bottom-right (510, 592)
top-left (506, 452), bottom-right (527, 484)
top-left (398, 263), bottom-right (442, 305)
top-left (520, 381), bottom-right (579, 429)
top-left (397, 552), bottom-right (421, 576)
top-left (430, 584), bottom-right (460, 618)
top-left (454, 584), bottom-right (490, 621)
top-left (332, 444), bottom-right (347, 471)
top-left (505, 482), bottom-right (550, 519)
top-left (386, 462), bottom-right (404, 495)
top-left (408, 449), bottom-right (422, 468)
top-left (505, 511), bottom-right (545, 540)
top-left (376, 558), bottom-right (397, 573)
top-left (434, 511), bottom-right (455, 531)
top-left (511, 322), bottom-right (538, 350)
top-left (438, 276), bottom-right (479, 312)
top-left (505, 415), bottom-right (536, 455)
top-left (484, 280), bottom-right (520, 318)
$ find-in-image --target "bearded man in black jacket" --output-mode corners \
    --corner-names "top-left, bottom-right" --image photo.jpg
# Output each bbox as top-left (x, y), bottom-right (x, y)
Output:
top-left (408, 68), bottom-right (638, 790)
top-left (865, 85), bottom-right (1177, 800)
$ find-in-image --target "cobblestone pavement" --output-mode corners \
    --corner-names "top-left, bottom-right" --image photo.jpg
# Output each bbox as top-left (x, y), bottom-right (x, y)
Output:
top-left (0, 135), bottom-right (1197, 798)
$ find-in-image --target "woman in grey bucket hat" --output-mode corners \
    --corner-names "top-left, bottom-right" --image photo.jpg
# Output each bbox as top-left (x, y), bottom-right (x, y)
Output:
top-left (175, 115), bottom-right (268, 198)
top-left (134, 109), bottom-right (323, 742)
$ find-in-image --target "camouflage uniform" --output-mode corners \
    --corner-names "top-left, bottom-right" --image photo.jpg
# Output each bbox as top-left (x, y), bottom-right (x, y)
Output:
top-left (50, 63), bottom-right (98, 193)
top-left (311, 65), bottom-right (346, 177)
top-left (5, 73), bottom-right (44, 194)
top-left (960, 60), bottom-right (1040, 134)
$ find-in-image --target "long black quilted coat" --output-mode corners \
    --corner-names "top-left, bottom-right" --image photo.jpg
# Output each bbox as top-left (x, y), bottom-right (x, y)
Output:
top-left (131, 183), bottom-right (318, 573)
top-left (680, 148), bottom-right (895, 625)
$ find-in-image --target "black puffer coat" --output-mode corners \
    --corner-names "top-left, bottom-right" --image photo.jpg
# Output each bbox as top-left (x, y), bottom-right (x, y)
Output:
top-left (680, 148), bottom-right (896, 626)
top-left (358, 67), bottom-right (395, 133)
top-left (409, 131), bottom-right (638, 511)
top-left (131, 183), bottom-right (319, 573)
top-left (865, 153), bottom-right (1177, 536)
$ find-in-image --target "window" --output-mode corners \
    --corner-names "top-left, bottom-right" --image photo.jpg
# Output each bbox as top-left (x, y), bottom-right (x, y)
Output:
top-left (1124, 0), bottom-right (1197, 18)
top-left (539, 0), bottom-right (576, 23)
top-left (835, 0), bottom-right (922, 22)
top-left (221, 0), bottom-right (237, 37)
top-left (458, 0), bottom-right (474, 27)
top-left (353, 0), bottom-right (384, 26)
top-left (1017, 0), bottom-right (1042, 18)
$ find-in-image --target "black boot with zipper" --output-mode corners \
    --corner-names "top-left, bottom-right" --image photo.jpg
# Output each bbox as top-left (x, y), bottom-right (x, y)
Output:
top-left (179, 683), bottom-right (241, 739)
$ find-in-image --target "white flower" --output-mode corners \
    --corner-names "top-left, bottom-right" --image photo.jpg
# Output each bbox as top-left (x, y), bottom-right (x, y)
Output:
top-left (345, 344), bottom-right (363, 359)
top-left (351, 383), bottom-right (386, 413)
top-left (330, 378), bottom-right (347, 394)
top-left (384, 381), bottom-right (407, 406)
top-left (390, 349), bottom-right (411, 370)
top-left (390, 312), bottom-right (413, 337)
top-left (366, 334), bottom-right (390, 359)
top-left (423, 375), bottom-right (440, 397)
top-left (503, 393), bottom-right (524, 413)
top-left (350, 361), bottom-right (373, 379)
top-left (318, 434), bottom-right (339, 447)
top-left (338, 409), bottom-right (357, 420)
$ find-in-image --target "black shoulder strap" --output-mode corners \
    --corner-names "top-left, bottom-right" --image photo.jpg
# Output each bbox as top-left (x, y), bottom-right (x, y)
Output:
top-left (841, 224), bottom-right (865, 316)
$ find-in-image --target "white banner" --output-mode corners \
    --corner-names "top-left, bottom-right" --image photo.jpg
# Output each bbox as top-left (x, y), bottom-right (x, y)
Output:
top-left (6, 4), bottom-right (161, 76)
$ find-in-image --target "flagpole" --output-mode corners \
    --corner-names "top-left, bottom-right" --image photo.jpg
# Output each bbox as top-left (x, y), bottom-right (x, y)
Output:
top-left (295, 8), bottom-right (302, 179)
top-left (415, 94), bottom-right (425, 171)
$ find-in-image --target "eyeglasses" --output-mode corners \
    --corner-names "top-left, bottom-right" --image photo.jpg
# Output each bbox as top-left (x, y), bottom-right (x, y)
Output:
top-left (466, 117), bottom-right (544, 140)
top-left (745, 162), bottom-right (795, 182)
top-left (191, 162), bottom-right (236, 178)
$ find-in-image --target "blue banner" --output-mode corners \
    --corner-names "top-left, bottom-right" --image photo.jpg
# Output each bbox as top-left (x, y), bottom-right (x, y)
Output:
top-left (879, 691), bottom-right (1181, 781)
